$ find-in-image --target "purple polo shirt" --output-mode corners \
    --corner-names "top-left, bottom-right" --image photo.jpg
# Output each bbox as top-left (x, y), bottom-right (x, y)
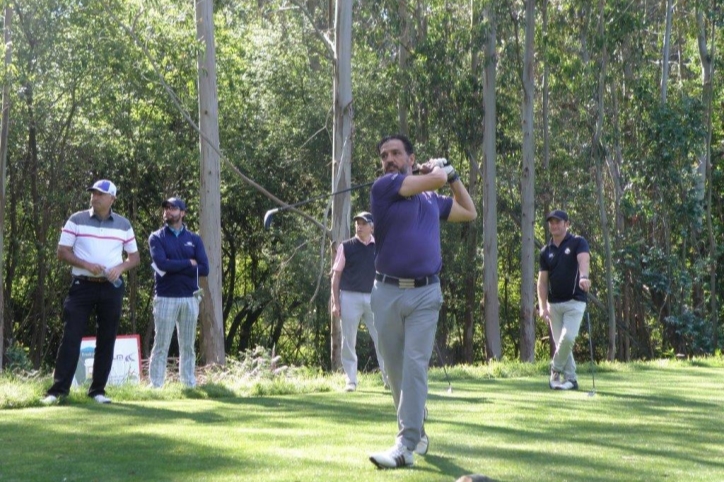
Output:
top-left (371, 173), bottom-right (453, 278)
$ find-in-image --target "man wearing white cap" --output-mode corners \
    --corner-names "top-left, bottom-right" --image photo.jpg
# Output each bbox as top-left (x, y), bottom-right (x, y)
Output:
top-left (331, 211), bottom-right (387, 392)
top-left (148, 197), bottom-right (209, 388)
top-left (42, 179), bottom-right (140, 404)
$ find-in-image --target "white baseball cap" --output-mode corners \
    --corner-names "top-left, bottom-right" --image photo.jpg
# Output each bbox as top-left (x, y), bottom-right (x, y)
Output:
top-left (87, 179), bottom-right (117, 197)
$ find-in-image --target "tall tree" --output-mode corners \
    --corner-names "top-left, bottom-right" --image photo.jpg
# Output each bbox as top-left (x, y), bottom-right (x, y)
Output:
top-left (482, 2), bottom-right (500, 361)
top-left (0, 6), bottom-right (12, 369)
top-left (695, 4), bottom-right (717, 349)
top-left (195, 0), bottom-right (225, 365)
top-left (661, 0), bottom-right (674, 103)
top-left (330, 0), bottom-right (353, 371)
top-left (519, 0), bottom-right (536, 362)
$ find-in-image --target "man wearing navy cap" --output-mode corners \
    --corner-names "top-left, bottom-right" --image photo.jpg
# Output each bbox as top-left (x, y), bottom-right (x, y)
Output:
top-left (42, 179), bottom-right (140, 404)
top-left (537, 209), bottom-right (591, 390)
top-left (148, 197), bottom-right (209, 388)
top-left (331, 211), bottom-right (387, 392)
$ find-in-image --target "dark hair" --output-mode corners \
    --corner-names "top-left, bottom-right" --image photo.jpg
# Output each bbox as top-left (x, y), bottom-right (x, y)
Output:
top-left (377, 134), bottom-right (414, 156)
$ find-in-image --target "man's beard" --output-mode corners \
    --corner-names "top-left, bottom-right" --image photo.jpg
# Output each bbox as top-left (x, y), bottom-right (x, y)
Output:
top-left (385, 164), bottom-right (408, 175)
top-left (164, 214), bottom-right (182, 225)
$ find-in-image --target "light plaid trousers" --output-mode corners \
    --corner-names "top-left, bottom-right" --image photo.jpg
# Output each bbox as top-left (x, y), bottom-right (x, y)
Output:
top-left (149, 296), bottom-right (200, 387)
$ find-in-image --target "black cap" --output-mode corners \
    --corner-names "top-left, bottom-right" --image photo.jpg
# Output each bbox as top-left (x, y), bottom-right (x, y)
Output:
top-left (546, 209), bottom-right (569, 222)
top-left (353, 211), bottom-right (373, 224)
top-left (161, 197), bottom-right (187, 211)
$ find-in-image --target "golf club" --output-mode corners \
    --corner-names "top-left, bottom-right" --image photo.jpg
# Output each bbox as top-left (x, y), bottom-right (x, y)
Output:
top-left (434, 341), bottom-right (453, 393)
top-left (263, 181), bottom-right (375, 230)
top-left (586, 310), bottom-right (596, 397)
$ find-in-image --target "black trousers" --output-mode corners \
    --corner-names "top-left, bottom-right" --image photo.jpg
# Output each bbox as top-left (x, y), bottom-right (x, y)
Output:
top-left (47, 278), bottom-right (124, 397)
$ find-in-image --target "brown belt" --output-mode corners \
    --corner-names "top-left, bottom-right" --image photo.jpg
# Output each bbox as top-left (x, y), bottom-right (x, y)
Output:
top-left (74, 275), bottom-right (109, 283)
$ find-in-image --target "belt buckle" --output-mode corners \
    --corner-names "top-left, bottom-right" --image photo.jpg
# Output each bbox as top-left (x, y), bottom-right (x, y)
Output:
top-left (399, 278), bottom-right (415, 289)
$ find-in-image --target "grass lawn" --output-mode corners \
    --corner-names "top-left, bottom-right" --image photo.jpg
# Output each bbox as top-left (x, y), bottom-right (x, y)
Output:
top-left (1, 360), bottom-right (723, 481)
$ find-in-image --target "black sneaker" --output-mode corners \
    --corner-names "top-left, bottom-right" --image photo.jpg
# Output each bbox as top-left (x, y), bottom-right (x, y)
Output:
top-left (556, 379), bottom-right (578, 390)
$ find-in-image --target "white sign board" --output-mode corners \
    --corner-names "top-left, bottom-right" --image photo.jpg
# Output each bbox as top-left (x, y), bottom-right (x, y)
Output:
top-left (73, 335), bottom-right (142, 386)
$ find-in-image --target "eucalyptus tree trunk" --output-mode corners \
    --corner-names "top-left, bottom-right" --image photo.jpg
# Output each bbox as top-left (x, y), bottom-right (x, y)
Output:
top-left (482, 4), bottom-right (500, 361)
top-left (611, 86), bottom-right (629, 360)
top-left (330, 0), bottom-right (353, 371)
top-left (519, 0), bottom-right (536, 362)
top-left (397, 0), bottom-right (410, 135)
top-left (195, 0), bottom-right (225, 365)
top-left (696, 7), bottom-right (717, 350)
top-left (591, 0), bottom-right (616, 360)
top-left (540, 0), bottom-right (555, 359)
top-left (661, 0), bottom-right (673, 103)
top-left (0, 6), bottom-right (11, 370)
top-left (459, 1), bottom-right (481, 364)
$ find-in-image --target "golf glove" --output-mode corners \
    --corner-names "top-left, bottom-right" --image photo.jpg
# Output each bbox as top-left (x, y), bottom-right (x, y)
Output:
top-left (430, 158), bottom-right (459, 183)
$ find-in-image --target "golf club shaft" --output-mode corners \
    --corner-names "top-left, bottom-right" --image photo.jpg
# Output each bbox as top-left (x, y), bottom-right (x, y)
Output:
top-left (275, 180), bottom-right (374, 213)
top-left (434, 341), bottom-right (453, 390)
top-left (587, 310), bottom-right (596, 390)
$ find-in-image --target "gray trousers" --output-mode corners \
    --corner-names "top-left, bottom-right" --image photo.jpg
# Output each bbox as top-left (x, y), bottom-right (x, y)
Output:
top-left (549, 299), bottom-right (586, 381)
top-left (339, 290), bottom-right (385, 385)
top-left (370, 280), bottom-right (443, 451)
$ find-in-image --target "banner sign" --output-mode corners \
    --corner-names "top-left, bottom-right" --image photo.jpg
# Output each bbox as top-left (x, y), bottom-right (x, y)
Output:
top-left (73, 335), bottom-right (142, 386)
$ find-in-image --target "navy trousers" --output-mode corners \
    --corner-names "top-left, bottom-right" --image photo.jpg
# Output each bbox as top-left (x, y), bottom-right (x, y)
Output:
top-left (47, 278), bottom-right (124, 397)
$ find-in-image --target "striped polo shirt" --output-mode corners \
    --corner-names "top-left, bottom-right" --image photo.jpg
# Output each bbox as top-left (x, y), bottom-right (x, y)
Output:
top-left (58, 208), bottom-right (139, 277)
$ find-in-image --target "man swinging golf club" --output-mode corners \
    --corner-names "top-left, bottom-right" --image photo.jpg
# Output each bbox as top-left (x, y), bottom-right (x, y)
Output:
top-left (537, 209), bottom-right (591, 390)
top-left (368, 134), bottom-right (476, 469)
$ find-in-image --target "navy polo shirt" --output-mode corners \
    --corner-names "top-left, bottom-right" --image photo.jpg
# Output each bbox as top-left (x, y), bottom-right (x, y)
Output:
top-left (539, 232), bottom-right (590, 303)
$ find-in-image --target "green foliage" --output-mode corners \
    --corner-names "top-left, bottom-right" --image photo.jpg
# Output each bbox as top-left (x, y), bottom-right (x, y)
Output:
top-left (5, 0), bottom-right (724, 373)
top-left (3, 342), bottom-right (34, 374)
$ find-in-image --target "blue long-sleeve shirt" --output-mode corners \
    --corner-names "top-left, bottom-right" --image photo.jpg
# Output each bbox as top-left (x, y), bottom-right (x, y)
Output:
top-left (149, 225), bottom-right (209, 297)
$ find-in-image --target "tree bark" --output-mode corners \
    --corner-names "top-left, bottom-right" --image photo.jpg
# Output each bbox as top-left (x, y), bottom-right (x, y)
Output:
top-left (330, 0), bottom-right (353, 371)
top-left (696, 7), bottom-right (717, 350)
top-left (482, 4), bottom-right (500, 361)
top-left (591, 0), bottom-right (616, 360)
top-left (661, 0), bottom-right (673, 103)
top-left (195, 0), bottom-right (225, 365)
top-left (519, 0), bottom-right (536, 362)
top-left (0, 6), bottom-right (11, 370)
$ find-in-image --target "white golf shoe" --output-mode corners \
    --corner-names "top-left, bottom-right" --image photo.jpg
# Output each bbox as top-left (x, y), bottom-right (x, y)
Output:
top-left (549, 370), bottom-right (562, 389)
top-left (369, 443), bottom-right (414, 469)
top-left (556, 379), bottom-right (579, 390)
top-left (40, 395), bottom-right (59, 405)
top-left (414, 434), bottom-right (429, 455)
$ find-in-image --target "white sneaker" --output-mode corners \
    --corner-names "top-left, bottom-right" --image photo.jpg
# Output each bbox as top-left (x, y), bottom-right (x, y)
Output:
top-left (556, 379), bottom-right (579, 391)
top-left (344, 382), bottom-right (357, 392)
top-left (40, 395), bottom-right (59, 405)
top-left (369, 443), bottom-right (414, 469)
top-left (414, 434), bottom-right (429, 455)
top-left (549, 370), bottom-right (562, 389)
top-left (92, 394), bottom-right (112, 404)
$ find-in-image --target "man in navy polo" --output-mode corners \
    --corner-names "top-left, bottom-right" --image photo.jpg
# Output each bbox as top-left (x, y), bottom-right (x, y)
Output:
top-left (331, 211), bottom-right (386, 392)
top-left (42, 179), bottom-right (140, 404)
top-left (368, 134), bottom-right (476, 469)
top-left (537, 209), bottom-right (591, 390)
top-left (148, 197), bottom-right (209, 388)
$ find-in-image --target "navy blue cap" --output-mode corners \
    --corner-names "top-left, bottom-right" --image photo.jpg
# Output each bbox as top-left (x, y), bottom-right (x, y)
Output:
top-left (353, 211), bottom-right (373, 224)
top-left (162, 197), bottom-right (187, 211)
top-left (546, 209), bottom-right (569, 222)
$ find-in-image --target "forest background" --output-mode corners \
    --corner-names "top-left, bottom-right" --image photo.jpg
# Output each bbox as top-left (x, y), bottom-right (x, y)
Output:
top-left (2, 0), bottom-right (722, 375)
